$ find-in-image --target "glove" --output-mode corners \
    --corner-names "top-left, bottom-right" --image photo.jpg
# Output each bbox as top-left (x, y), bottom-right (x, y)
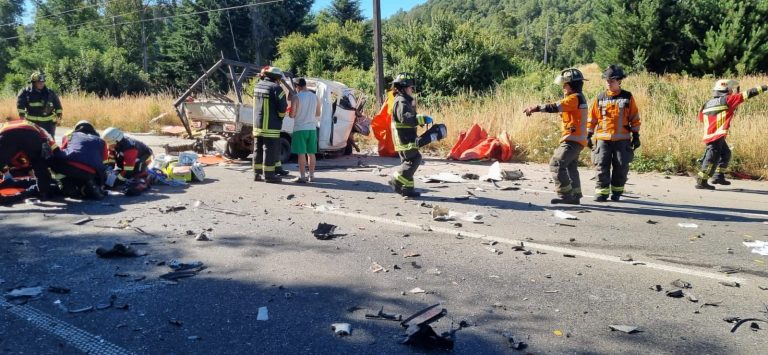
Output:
top-left (523, 105), bottom-right (540, 116)
top-left (587, 132), bottom-right (594, 150)
top-left (631, 132), bottom-right (641, 150)
top-left (417, 114), bottom-right (433, 125)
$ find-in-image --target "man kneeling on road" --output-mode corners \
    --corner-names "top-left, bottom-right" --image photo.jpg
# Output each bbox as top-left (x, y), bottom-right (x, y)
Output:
top-left (289, 78), bottom-right (321, 183)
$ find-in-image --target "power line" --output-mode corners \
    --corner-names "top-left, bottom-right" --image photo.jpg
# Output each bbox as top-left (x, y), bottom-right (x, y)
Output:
top-left (0, 0), bottom-right (124, 28)
top-left (0, 0), bottom-right (283, 41)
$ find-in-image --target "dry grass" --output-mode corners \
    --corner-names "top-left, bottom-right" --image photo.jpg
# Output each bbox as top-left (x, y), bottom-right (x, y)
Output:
top-left (0, 92), bottom-right (180, 132)
top-left (419, 64), bottom-right (768, 178)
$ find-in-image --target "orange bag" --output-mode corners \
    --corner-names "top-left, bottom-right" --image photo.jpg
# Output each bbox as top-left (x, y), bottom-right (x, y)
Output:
top-left (371, 91), bottom-right (397, 157)
top-left (449, 124), bottom-right (514, 161)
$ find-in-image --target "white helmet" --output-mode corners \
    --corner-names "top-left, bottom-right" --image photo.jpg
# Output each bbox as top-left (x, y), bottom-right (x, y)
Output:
top-left (102, 127), bottom-right (124, 144)
top-left (713, 79), bottom-right (739, 93)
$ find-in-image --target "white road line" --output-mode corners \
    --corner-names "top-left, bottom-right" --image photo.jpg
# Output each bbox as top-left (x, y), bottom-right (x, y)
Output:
top-left (0, 299), bottom-right (134, 355)
top-left (315, 208), bottom-right (747, 284)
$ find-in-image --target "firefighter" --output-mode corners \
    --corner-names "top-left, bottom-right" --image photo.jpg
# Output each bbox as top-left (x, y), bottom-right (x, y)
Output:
top-left (17, 71), bottom-right (63, 137)
top-left (524, 68), bottom-right (589, 205)
top-left (102, 127), bottom-right (153, 189)
top-left (695, 79), bottom-right (768, 189)
top-left (253, 66), bottom-right (288, 183)
top-left (389, 73), bottom-right (432, 198)
top-left (0, 117), bottom-right (58, 199)
top-left (588, 65), bottom-right (641, 202)
top-left (51, 121), bottom-right (108, 199)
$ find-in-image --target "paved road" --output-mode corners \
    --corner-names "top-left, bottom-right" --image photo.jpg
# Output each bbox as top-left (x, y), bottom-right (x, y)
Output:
top-left (2, 135), bottom-right (767, 354)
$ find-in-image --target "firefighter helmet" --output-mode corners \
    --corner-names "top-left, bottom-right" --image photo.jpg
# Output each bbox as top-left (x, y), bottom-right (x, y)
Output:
top-left (262, 66), bottom-right (283, 80)
top-left (74, 120), bottom-right (92, 130)
top-left (392, 72), bottom-right (416, 88)
top-left (102, 127), bottom-right (124, 144)
top-left (554, 68), bottom-right (587, 85)
top-left (602, 65), bottom-right (626, 80)
top-left (30, 71), bottom-right (46, 83)
top-left (713, 79), bottom-right (739, 93)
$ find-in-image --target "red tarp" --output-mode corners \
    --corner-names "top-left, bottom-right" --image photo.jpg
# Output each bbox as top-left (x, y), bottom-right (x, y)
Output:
top-left (371, 91), bottom-right (397, 157)
top-left (448, 123), bottom-right (514, 161)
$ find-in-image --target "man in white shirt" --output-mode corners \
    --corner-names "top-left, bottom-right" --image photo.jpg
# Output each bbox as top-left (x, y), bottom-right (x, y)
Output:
top-left (289, 78), bottom-right (321, 183)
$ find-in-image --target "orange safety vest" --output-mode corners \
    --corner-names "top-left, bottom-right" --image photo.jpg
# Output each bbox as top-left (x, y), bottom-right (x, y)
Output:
top-left (556, 93), bottom-right (589, 146)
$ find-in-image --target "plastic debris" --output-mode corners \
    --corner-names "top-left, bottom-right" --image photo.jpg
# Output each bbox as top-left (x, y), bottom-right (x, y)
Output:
top-left (608, 325), bottom-right (641, 334)
top-left (719, 281), bottom-right (740, 288)
top-left (666, 289), bottom-right (685, 298)
top-left (69, 306), bottom-right (94, 313)
top-left (482, 162), bottom-right (503, 182)
top-left (312, 223), bottom-right (345, 240)
top-left (73, 217), bottom-right (93, 225)
top-left (409, 287), bottom-right (427, 294)
top-left (96, 244), bottom-right (138, 258)
top-left (743, 241), bottom-right (768, 256)
top-left (553, 210), bottom-right (578, 220)
top-left (195, 232), bottom-right (211, 241)
top-left (331, 323), bottom-right (352, 336)
top-left (4, 286), bottom-right (43, 299)
top-left (47, 286), bottom-right (70, 294)
top-left (371, 262), bottom-right (387, 273)
top-left (461, 173), bottom-right (479, 180)
top-left (168, 260), bottom-right (204, 271)
top-left (501, 169), bottom-right (524, 181)
top-left (553, 330), bottom-right (564, 337)
top-left (365, 307), bottom-right (402, 321)
top-left (620, 255), bottom-right (634, 262)
top-left (502, 332), bottom-right (527, 350)
top-left (24, 198), bottom-right (42, 206)
top-left (257, 306), bottom-right (269, 321)
top-left (677, 223), bottom-right (699, 229)
top-left (420, 173), bottom-right (465, 183)
top-left (671, 279), bottom-right (692, 289)
top-left (192, 200), bottom-right (247, 216)
top-left (400, 304), bottom-right (453, 350)
top-left (187, 336), bottom-right (201, 341)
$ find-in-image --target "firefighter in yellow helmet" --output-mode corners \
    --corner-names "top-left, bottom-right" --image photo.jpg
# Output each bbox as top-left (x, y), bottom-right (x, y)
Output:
top-left (253, 66), bottom-right (289, 183)
top-left (695, 79), bottom-right (768, 189)
top-left (17, 71), bottom-right (63, 137)
top-left (524, 68), bottom-right (589, 205)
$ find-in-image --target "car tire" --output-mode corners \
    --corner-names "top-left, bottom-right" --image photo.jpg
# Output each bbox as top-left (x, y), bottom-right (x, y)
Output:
top-left (279, 136), bottom-right (292, 163)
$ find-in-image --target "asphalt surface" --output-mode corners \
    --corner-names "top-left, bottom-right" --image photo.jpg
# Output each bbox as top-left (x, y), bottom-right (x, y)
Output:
top-left (2, 133), bottom-right (768, 354)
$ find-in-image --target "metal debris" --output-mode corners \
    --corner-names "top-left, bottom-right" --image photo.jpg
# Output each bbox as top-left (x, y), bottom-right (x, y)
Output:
top-left (671, 279), bottom-right (692, 289)
top-left (719, 281), bottom-right (740, 288)
top-left (312, 223), bottom-right (345, 240)
top-left (608, 325), bottom-right (641, 334)
top-left (365, 307), bottom-right (402, 321)
top-left (331, 323), bottom-right (352, 336)
top-left (666, 289), bottom-right (685, 298)
top-left (96, 244), bottom-right (138, 258)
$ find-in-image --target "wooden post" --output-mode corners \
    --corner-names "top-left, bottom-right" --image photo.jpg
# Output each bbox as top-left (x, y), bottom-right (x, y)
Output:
top-left (373, 0), bottom-right (385, 105)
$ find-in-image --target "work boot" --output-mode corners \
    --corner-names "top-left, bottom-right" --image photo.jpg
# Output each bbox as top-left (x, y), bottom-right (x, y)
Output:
top-left (401, 189), bottom-right (421, 199)
top-left (81, 180), bottom-right (105, 200)
top-left (593, 194), bottom-right (608, 202)
top-left (694, 178), bottom-right (715, 190)
top-left (710, 175), bottom-right (731, 185)
top-left (253, 174), bottom-right (263, 182)
top-left (265, 176), bottom-right (282, 184)
top-left (388, 177), bottom-right (402, 194)
top-left (610, 193), bottom-right (621, 202)
top-left (551, 194), bottom-right (580, 205)
top-left (276, 167), bottom-right (290, 176)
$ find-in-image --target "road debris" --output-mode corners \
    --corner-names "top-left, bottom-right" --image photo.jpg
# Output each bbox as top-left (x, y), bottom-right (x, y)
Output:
top-left (666, 289), bottom-right (685, 298)
top-left (192, 199), bottom-right (248, 216)
top-left (257, 306), bottom-right (269, 321)
top-left (169, 319), bottom-right (184, 326)
top-left (743, 241), bottom-right (768, 256)
top-left (331, 323), bottom-right (352, 336)
top-left (312, 223), bottom-right (345, 240)
top-left (553, 330), bottom-right (564, 337)
top-left (73, 216), bottom-right (93, 225)
top-left (461, 173), bottom-right (479, 180)
top-left (553, 210), bottom-right (578, 220)
top-left (195, 232), bottom-right (211, 241)
top-left (4, 286), bottom-right (43, 300)
top-left (371, 262), bottom-right (387, 273)
top-left (68, 306), bottom-right (94, 314)
top-left (409, 287), bottom-right (426, 294)
top-left (96, 244), bottom-right (138, 258)
top-left (400, 304), bottom-right (453, 350)
top-left (677, 223), bottom-right (699, 229)
top-left (620, 255), bottom-right (634, 262)
top-left (159, 205), bottom-right (186, 213)
top-left (608, 325), bottom-right (641, 334)
top-left (715, 266), bottom-right (740, 274)
top-left (365, 307), bottom-right (402, 321)
top-left (563, 254), bottom-right (576, 258)
top-left (671, 279), bottom-right (692, 289)
top-left (502, 332), bottom-right (528, 350)
top-left (169, 260), bottom-right (204, 271)
top-left (404, 252), bottom-right (421, 258)
top-left (688, 294), bottom-right (699, 303)
top-left (646, 220), bottom-right (659, 225)
top-left (719, 281), bottom-right (740, 288)
top-left (486, 247), bottom-right (503, 255)
top-left (47, 286), bottom-right (70, 294)
top-left (420, 173), bottom-right (465, 183)
top-left (187, 336), bottom-right (201, 341)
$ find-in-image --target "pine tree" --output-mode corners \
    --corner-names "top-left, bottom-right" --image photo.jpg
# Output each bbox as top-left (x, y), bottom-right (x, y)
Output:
top-left (0, 0), bottom-right (24, 79)
top-left (329, 0), bottom-right (364, 25)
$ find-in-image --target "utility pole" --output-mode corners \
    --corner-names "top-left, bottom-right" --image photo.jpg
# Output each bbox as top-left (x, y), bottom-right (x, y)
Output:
top-left (140, 1), bottom-right (148, 72)
top-left (543, 17), bottom-right (549, 65)
top-left (372, 0), bottom-right (385, 105)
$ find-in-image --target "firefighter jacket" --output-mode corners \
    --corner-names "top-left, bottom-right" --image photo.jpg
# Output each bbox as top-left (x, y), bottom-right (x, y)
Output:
top-left (253, 78), bottom-right (288, 138)
top-left (60, 132), bottom-right (109, 174)
top-left (392, 92), bottom-right (427, 152)
top-left (540, 93), bottom-right (589, 147)
top-left (588, 90), bottom-right (640, 141)
top-left (17, 87), bottom-right (63, 122)
top-left (698, 85), bottom-right (768, 144)
top-left (112, 137), bottom-right (152, 179)
top-left (0, 119), bottom-right (58, 168)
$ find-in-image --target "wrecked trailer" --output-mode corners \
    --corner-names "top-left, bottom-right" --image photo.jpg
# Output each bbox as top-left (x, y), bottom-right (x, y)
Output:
top-left (171, 58), bottom-right (371, 162)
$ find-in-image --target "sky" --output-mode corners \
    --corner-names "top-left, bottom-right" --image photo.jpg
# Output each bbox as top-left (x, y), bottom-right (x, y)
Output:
top-left (311, 0), bottom-right (427, 19)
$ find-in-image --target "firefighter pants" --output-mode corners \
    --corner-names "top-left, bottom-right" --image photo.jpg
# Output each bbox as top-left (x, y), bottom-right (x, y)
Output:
top-left (549, 141), bottom-right (583, 197)
top-left (394, 149), bottom-right (422, 193)
top-left (594, 140), bottom-right (634, 196)
top-left (117, 155), bottom-right (151, 180)
top-left (699, 137), bottom-right (731, 179)
top-left (253, 136), bottom-right (280, 179)
top-left (28, 119), bottom-right (56, 138)
top-left (0, 133), bottom-right (52, 198)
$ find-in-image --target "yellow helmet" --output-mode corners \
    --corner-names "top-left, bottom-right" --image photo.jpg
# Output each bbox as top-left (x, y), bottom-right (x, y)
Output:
top-left (30, 71), bottom-right (46, 83)
top-left (554, 68), bottom-right (587, 85)
top-left (713, 79), bottom-right (739, 93)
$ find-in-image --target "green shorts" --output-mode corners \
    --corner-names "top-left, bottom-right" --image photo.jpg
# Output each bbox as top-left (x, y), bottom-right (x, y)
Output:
top-left (291, 129), bottom-right (318, 154)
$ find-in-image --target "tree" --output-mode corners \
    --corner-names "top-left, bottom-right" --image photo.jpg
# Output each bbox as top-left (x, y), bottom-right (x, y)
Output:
top-left (329, 0), bottom-right (363, 25)
top-left (0, 0), bottom-right (24, 80)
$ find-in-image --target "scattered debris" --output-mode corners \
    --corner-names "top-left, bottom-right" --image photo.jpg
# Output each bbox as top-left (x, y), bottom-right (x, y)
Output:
top-left (187, 336), bottom-right (201, 341)
top-left (453, 195), bottom-right (471, 201)
top-left (312, 223), bottom-right (345, 240)
top-left (47, 286), bottom-right (70, 294)
top-left (195, 232), bottom-right (211, 241)
top-left (719, 281), bottom-right (740, 288)
top-left (563, 254), bottom-right (576, 258)
top-left (73, 217), bottom-right (93, 225)
top-left (620, 255), bottom-right (633, 262)
top-left (371, 262), bottom-right (387, 273)
top-left (404, 252), bottom-right (421, 258)
top-left (257, 306), bottom-right (269, 321)
top-left (666, 289), bottom-right (685, 298)
top-left (96, 243), bottom-right (138, 258)
top-left (646, 220), bottom-right (659, 225)
top-left (553, 210), bottom-right (578, 220)
top-left (461, 173), bottom-right (479, 180)
top-left (743, 241), bottom-right (768, 256)
top-left (159, 205), bottom-right (186, 214)
top-left (68, 306), bottom-right (94, 314)
top-left (420, 173), bottom-right (465, 183)
top-left (553, 330), bottom-right (564, 337)
top-left (432, 206), bottom-right (483, 223)
top-left (688, 294), bottom-right (699, 303)
top-left (400, 304), bottom-right (453, 350)
top-left (331, 323), bottom-right (352, 336)
top-left (730, 318), bottom-right (768, 333)
top-left (715, 266), bottom-right (740, 274)
top-left (365, 307), bottom-right (402, 321)
top-left (4, 286), bottom-right (43, 300)
top-left (502, 332), bottom-right (527, 350)
top-left (677, 223), bottom-right (699, 229)
top-left (160, 270), bottom-right (199, 280)
top-left (409, 287), bottom-right (427, 294)
top-left (481, 162), bottom-right (504, 181)
top-left (168, 260), bottom-right (204, 271)
top-left (671, 279), bottom-right (692, 289)
top-left (608, 325), bottom-right (641, 334)
top-left (486, 247), bottom-right (503, 255)
top-left (169, 319), bottom-right (184, 326)
top-left (759, 286), bottom-right (768, 291)
top-left (192, 200), bottom-right (248, 216)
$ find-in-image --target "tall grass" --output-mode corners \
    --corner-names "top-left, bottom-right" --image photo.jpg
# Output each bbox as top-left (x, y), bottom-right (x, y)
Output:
top-left (0, 92), bottom-right (180, 132)
top-left (421, 64), bottom-right (768, 178)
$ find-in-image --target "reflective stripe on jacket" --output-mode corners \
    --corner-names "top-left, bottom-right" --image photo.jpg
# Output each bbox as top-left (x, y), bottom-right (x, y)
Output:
top-left (588, 90), bottom-right (640, 141)
top-left (16, 87), bottom-right (62, 120)
top-left (391, 93), bottom-right (425, 152)
top-left (253, 79), bottom-right (287, 138)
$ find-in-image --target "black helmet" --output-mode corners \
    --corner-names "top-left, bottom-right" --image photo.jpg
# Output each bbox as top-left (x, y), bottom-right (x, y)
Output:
top-left (392, 72), bottom-right (415, 88)
top-left (602, 65), bottom-right (626, 80)
top-left (554, 68), bottom-right (587, 85)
